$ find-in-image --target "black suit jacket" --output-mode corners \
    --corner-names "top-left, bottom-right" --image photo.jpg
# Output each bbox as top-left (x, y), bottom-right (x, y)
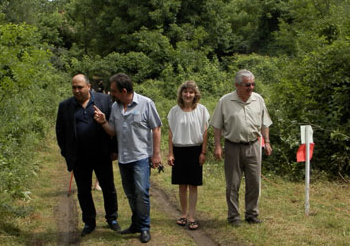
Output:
top-left (56, 91), bottom-right (116, 171)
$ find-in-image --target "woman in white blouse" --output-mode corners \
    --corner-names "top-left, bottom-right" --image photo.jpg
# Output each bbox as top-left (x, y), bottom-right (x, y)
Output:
top-left (167, 80), bottom-right (210, 230)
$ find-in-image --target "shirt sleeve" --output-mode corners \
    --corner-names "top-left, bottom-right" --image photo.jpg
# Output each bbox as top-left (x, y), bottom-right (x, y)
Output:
top-left (210, 99), bottom-right (223, 129)
top-left (167, 106), bottom-right (174, 132)
top-left (109, 102), bottom-right (117, 128)
top-left (147, 100), bottom-right (162, 129)
top-left (262, 100), bottom-right (272, 128)
top-left (201, 104), bottom-right (210, 131)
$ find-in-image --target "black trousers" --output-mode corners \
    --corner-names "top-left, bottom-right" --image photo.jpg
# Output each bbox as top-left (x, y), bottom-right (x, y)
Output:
top-left (73, 154), bottom-right (118, 226)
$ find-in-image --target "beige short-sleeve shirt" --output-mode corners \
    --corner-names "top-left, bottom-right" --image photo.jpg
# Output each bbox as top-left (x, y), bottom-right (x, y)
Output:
top-left (210, 91), bottom-right (272, 143)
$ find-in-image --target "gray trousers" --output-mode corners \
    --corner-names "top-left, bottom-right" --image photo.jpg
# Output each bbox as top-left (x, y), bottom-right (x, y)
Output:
top-left (224, 139), bottom-right (261, 222)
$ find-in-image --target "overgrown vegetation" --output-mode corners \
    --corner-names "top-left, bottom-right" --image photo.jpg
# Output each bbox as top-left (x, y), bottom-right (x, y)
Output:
top-left (0, 23), bottom-right (70, 225)
top-left (0, 0), bottom-right (349, 233)
top-left (2, 134), bottom-right (349, 245)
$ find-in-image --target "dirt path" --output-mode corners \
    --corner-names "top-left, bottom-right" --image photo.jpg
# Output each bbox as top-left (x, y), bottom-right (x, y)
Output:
top-left (150, 181), bottom-right (219, 246)
top-left (54, 182), bottom-right (219, 245)
top-left (53, 178), bottom-right (219, 245)
top-left (53, 162), bottom-right (219, 245)
top-left (54, 172), bottom-right (80, 246)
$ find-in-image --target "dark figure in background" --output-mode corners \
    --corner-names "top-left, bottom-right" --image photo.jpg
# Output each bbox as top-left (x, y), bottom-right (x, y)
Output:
top-left (97, 80), bottom-right (105, 93)
top-left (56, 74), bottom-right (119, 236)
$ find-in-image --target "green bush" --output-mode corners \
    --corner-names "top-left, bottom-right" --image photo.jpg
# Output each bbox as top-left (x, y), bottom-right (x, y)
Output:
top-left (0, 23), bottom-right (70, 221)
top-left (267, 41), bottom-right (350, 178)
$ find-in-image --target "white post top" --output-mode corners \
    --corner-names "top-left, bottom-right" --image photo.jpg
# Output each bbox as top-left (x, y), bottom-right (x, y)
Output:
top-left (301, 125), bottom-right (313, 144)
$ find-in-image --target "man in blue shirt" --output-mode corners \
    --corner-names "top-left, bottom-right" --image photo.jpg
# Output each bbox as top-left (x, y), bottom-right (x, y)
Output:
top-left (56, 74), bottom-right (119, 236)
top-left (94, 73), bottom-right (162, 244)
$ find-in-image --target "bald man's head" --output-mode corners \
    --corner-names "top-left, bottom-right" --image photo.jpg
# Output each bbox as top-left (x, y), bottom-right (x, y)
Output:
top-left (72, 74), bottom-right (91, 104)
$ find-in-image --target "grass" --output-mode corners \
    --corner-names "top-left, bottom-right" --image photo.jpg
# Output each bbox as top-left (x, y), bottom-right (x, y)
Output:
top-left (0, 133), bottom-right (61, 246)
top-left (1, 129), bottom-right (350, 245)
top-left (0, 130), bottom-right (196, 246)
top-left (152, 156), bottom-right (350, 246)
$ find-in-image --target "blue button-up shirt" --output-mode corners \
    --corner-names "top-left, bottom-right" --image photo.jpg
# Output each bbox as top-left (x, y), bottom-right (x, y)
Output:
top-left (109, 92), bottom-right (162, 164)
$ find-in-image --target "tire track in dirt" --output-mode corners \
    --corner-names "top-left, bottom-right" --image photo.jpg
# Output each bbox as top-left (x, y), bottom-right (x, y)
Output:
top-left (54, 173), bottom-right (80, 246)
top-left (150, 181), bottom-right (219, 246)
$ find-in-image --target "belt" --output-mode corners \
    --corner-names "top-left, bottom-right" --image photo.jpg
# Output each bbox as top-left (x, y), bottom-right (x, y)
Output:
top-left (237, 139), bottom-right (258, 145)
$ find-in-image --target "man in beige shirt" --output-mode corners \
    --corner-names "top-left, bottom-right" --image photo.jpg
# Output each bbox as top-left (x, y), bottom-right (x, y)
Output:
top-left (210, 69), bottom-right (272, 226)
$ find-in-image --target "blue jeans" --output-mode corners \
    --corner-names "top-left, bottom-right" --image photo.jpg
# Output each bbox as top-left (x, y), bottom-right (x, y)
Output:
top-left (119, 158), bottom-right (150, 231)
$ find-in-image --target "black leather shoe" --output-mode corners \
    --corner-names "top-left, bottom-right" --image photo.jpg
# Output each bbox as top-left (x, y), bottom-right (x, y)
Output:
top-left (108, 220), bottom-right (121, 231)
top-left (246, 217), bottom-right (262, 224)
top-left (119, 227), bottom-right (139, 234)
top-left (140, 230), bottom-right (151, 243)
top-left (81, 224), bottom-right (95, 237)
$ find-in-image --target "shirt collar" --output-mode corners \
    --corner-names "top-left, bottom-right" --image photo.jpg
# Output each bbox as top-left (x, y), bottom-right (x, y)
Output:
top-left (131, 92), bottom-right (139, 105)
top-left (89, 91), bottom-right (95, 105)
top-left (230, 91), bottom-right (256, 104)
top-left (117, 92), bottom-right (138, 108)
top-left (125, 92), bottom-right (139, 107)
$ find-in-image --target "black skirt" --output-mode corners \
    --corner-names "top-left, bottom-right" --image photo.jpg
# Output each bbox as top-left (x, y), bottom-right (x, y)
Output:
top-left (171, 145), bottom-right (203, 186)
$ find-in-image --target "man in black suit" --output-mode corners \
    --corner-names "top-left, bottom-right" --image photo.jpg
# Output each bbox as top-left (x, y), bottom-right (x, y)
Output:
top-left (56, 74), bottom-right (119, 236)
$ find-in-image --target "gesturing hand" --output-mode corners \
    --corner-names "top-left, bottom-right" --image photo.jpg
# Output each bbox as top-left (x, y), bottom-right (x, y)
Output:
top-left (93, 105), bottom-right (107, 124)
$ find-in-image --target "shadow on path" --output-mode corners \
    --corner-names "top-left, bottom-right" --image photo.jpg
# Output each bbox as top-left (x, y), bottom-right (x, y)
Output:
top-left (54, 176), bottom-right (80, 246)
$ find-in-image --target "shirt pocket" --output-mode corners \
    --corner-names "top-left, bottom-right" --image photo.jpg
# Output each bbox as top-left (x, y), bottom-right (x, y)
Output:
top-left (252, 109), bottom-right (262, 127)
top-left (132, 110), bottom-right (142, 123)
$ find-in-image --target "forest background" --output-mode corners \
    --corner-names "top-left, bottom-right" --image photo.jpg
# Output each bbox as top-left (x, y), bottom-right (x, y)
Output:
top-left (0, 0), bottom-right (350, 231)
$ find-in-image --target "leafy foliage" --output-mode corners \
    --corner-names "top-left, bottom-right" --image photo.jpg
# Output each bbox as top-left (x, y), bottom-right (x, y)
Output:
top-left (0, 23), bottom-right (70, 221)
top-left (266, 40), bottom-right (350, 178)
top-left (1, 0), bottom-right (350, 227)
top-left (59, 0), bottom-right (350, 179)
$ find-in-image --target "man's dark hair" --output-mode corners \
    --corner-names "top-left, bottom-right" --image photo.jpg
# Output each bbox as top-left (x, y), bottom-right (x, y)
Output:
top-left (110, 73), bottom-right (133, 93)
